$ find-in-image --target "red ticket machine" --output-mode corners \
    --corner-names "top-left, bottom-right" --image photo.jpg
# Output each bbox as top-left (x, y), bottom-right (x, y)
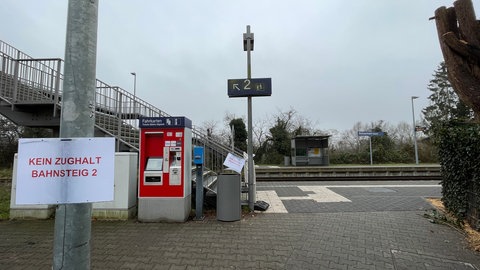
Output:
top-left (138, 116), bottom-right (192, 222)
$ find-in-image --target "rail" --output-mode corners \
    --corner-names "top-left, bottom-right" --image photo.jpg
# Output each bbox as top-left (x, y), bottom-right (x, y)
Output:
top-left (255, 165), bottom-right (442, 181)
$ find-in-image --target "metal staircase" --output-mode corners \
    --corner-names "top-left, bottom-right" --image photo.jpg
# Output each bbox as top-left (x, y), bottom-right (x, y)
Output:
top-left (0, 40), bottom-right (242, 173)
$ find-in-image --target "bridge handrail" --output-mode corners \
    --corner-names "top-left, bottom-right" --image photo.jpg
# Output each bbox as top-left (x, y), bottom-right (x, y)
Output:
top-left (1, 39), bottom-right (243, 164)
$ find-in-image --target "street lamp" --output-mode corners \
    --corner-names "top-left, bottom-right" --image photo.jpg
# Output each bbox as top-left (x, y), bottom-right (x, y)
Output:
top-left (411, 96), bottom-right (419, 165)
top-left (130, 72), bottom-right (136, 116)
top-left (130, 72), bottom-right (136, 97)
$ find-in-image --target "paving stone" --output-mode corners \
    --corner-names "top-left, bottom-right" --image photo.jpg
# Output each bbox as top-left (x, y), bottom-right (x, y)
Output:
top-left (0, 181), bottom-right (479, 269)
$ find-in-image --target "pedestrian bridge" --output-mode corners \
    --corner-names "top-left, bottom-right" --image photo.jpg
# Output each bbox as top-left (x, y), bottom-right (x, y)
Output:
top-left (0, 40), bottom-right (241, 172)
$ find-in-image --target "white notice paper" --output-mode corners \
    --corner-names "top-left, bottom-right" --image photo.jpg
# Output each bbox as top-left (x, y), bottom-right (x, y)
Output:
top-left (16, 137), bottom-right (115, 204)
top-left (223, 153), bottom-right (245, 174)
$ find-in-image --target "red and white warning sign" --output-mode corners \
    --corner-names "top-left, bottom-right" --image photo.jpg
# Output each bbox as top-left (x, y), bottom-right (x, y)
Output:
top-left (16, 137), bottom-right (115, 204)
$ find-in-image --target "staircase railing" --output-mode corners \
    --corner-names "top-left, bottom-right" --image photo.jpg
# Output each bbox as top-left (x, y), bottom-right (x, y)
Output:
top-left (94, 79), bottom-right (170, 150)
top-left (0, 39), bottom-right (243, 173)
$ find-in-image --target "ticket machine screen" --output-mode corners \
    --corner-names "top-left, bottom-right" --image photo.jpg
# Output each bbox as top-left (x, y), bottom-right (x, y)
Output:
top-left (144, 157), bottom-right (163, 185)
top-left (146, 157), bottom-right (163, 171)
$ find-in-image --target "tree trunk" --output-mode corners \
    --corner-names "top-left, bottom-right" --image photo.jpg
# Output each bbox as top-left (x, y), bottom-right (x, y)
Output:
top-left (434, 0), bottom-right (480, 117)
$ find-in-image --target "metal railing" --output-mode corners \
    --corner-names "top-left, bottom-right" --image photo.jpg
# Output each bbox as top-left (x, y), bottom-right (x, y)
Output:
top-left (94, 79), bottom-right (170, 150)
top-left (1, 55), bottom-right (61, 106)
top-left (0, 40), bottom-right (242, 173)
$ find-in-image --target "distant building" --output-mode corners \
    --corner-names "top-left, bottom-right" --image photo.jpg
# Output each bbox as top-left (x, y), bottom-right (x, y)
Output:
top-left (290, 135), bottom-right (330, 166)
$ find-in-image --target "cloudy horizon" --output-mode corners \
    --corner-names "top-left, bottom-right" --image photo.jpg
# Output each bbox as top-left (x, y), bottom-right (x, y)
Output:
top-left (2, 0), bottom-right (477, 134)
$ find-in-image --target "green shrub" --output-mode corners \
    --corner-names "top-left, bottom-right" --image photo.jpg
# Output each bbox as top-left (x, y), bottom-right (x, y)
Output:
top-left (437, 122), bottom-right (480, 222)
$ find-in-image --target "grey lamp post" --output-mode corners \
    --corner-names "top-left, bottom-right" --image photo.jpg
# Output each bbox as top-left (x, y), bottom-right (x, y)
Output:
top-left (131, 72), bottom-right (136, 116)
top-left (411, 96), bottom-right (419, 165)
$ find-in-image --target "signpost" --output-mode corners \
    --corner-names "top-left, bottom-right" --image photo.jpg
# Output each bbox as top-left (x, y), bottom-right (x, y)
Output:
top-left (227, 25), bottom-right (271, 211)
top-left (358, 131), bottom-right (385, 165)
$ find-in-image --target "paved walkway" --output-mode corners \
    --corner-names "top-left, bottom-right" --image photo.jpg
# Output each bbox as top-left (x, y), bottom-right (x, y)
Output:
top-left (256, 180), bottom-right (442, 213)
top-left (1, 181), bottom-right (479, 269)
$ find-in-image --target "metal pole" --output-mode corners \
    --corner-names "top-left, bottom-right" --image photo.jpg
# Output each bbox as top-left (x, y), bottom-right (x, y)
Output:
top-left (247, 96), bottom-right (254, 210)
top-left (231, 125), bottom-right (235, 152)
top-left (369, 136), bottom-right (373, 165)
top-left (53, 1), bottom-right (98, 269)
top-left (53, 59), bottom-right (62, 118)
top-left (411, 96), bottom-right (419, 165)
top-left (131, 72), bottom-right (136, 117)
top-left (195, 164), bottom-right (204, 220)
top-left (116, 91), bottom-right (123, 152)
top-left (132, 72), bottom-right (136, 97)
top-left (245, 25), bottom-right (255, 211)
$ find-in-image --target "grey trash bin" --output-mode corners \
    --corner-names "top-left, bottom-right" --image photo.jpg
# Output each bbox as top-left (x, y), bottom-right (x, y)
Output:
top-left (217, 173), bottom-right (241, 221)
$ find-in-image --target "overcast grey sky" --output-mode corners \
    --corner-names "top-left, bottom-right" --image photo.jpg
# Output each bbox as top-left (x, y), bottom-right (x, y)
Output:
top-left (2, 1), bottom-right (478, 132)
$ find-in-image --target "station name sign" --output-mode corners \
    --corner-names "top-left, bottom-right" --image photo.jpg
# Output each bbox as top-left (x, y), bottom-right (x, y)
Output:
top-left (357, 131), bottom-right (385, 137)
top-left (227, 78), bottom-right (272, 97)
top-left (139, 117), bottom-right (192, 129)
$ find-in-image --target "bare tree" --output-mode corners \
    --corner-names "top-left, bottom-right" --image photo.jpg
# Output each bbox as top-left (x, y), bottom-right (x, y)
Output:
top-left (389, 121), bottom-right (413, 146)
top-left (197, 119), bottom-right (230, 146)
top-left (335, 122), bottom-right (363, 152)
top-left (198, 120), bottom-right (218, 138)
top-left (253, 117), bottom-right (269, 149)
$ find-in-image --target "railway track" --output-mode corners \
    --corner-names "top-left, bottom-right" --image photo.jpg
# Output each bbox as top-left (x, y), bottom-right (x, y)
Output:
top-left (255, 165), bottom-right (442, 182)
top-left (256, 175), bottom-right (442, 181)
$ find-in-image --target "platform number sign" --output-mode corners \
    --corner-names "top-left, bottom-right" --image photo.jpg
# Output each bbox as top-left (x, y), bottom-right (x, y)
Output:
top-left (227, 78), bottom-right (272, 97)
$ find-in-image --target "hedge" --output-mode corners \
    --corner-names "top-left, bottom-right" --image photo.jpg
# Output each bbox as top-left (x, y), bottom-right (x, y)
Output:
top-left (437, 122), bottom-right (480, 229)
